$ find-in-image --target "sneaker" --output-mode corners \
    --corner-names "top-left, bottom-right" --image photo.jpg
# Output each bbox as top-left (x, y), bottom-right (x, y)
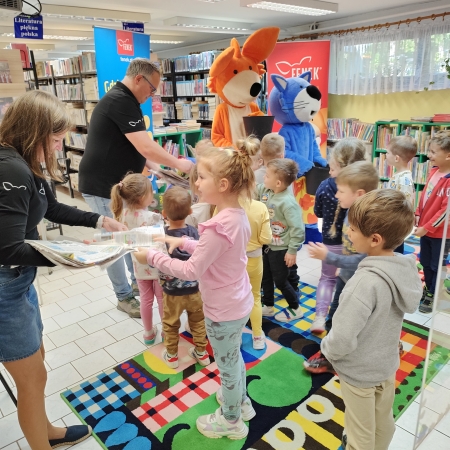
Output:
top-left (117, 295), bottom-right (141, 318)
top-left (252, 331), bottom-right (266, 350)
top-left (399, 341), bottom-right (404, 357)
top-left (420, 287), bottom-right (429, 304)
top-left (196, 407), bottom-right (248, 440)
top-left (261, 305), bottom-right (275, 316)
top-left (188, 347), bottom-right (211, 366)
top-left (49, 425), bottom-right (92, 449)
top-left (162, 349), bottom-right (179, 368)
top-left (310, 314), bottom-right (326, 334)
top-left (131, 282), bottom-right (140, 297)
top-left (274, 306), bottom-right (303, 323)
top-left (342, 430), bottom-right (348, 449)
top-left (303, 354), bottom-right (335, 374)
top-left (419, 292), bottom-right (434, 314)
top-left (143, 326), bottom-right (157, 346)
top-left (216, 388), bottom-right (256, 421)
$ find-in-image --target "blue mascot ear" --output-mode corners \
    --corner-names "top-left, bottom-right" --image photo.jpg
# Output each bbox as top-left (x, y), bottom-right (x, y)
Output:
top-left (299, 71), bottom-right (312, 83)
top-left (271, 74), bottom-right (288, 93)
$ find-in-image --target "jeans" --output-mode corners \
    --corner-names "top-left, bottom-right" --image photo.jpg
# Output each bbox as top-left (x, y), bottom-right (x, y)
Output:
top-left (419, 236), bottom-right (450, 295)
top-left (205, 315), bottom-right (249, 421)
top-left (325, 276), bottom-right (345, 332)
top-left (262, 247), bottom-right (299, 309)
top-left (82, 194), bottom-right (136, 300)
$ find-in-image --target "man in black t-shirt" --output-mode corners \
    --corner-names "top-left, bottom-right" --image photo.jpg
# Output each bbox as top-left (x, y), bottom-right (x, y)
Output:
top-left (79, 58), bottom-right (193, 318)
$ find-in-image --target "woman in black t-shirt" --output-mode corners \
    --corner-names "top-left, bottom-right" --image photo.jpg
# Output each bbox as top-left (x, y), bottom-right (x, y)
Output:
top-left (0, 91), bottom-right (126, 449)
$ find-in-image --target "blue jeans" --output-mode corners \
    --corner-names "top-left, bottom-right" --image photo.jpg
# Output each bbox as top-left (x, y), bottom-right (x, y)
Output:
top-left (420, 236), bottom-right (450, 295)
top-left (82, 194), bottom-right (136, 300)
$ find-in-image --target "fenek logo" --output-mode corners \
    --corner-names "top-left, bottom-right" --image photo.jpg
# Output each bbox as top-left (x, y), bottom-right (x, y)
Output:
top-left (275, 56), bottom-right (322, 80)
top-left (116, 30), bottom-right (134, 56)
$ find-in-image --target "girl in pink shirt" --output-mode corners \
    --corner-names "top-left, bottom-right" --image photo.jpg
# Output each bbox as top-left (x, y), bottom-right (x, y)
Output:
top-left (135, 146), bottom-right (257, 440)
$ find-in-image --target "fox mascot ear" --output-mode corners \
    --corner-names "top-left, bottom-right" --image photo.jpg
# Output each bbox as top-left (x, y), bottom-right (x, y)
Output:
top-left (299, 71), bottom-right (312, 83)
top-left (209, 47), bottom-right (234, 78)
top-left (241, 27), bottom-right (279, 62)
top-left (271, 74), bottom-right (288, 93)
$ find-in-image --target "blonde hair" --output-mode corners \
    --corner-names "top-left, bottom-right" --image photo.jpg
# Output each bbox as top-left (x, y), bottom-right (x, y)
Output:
top-left (194, 139), bottom-right (214, 157)
top-left (330, 161), bottom-right (379, 238)
top-left (388, 136), bottom-right (417, 162)
top-left (126, 58), bottom-right (161, 78)
top-left (237, 135), bottom-right (261, 170)
top-left (110, 173), bottom-right (153, 220)
top-left (0, 90), bottom-right (73, 180)
top-left (266, 158), bottom-right (298, 186)
top-left (198, 143), bottom-right (257, 201)
top-left (331, 137), bottom-right (367, 168)
top-left (431, 130), bottom-right (450, 153)
top-left (163, 186), bottom-right (192, 221)
top-left (348, 189), bottom-right (414, 249)
top-left (261, 133), bottom-right (285, 161)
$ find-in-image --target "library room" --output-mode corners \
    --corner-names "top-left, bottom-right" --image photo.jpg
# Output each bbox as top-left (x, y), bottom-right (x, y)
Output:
top-left (0, 1), bottom-right (450, 449)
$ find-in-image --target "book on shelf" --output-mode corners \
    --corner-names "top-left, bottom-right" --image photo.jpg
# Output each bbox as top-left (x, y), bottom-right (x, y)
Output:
top-left (37, 53), bottom-right (96, 78)
top-left (65, 131), bottom-right (87, 149)
top-left (376, 124), bottom-right (398, 149)
top-left (160, 80), bottom-right (173, 96)
top-left (0, 61), bottom-right (12, 83)
top-left (162, 102), bottom-right (175, 119)
top-left (160, 59), bottom-right (172, 74)
top-left (65, 103), bottom-right (87, 126)
top-left (411, 116), bottom-right (433, 122)
top-left (327, 118), bottom-right (374, 142)
top-left (433, 114), bottom-right (450, 123)
top-left (373, 154), bottom-right (430, 185)
top-left (162, 139), bottom-right (180, 158)
top-left (170, 51), bottom-right (220, 72)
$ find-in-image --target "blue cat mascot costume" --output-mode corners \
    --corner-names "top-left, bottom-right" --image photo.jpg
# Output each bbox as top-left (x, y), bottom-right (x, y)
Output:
top-left (269, 72), bottom-right (327, 243)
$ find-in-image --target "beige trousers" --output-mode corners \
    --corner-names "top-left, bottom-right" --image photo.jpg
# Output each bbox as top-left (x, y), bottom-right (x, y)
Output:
top-left (340, 373), bottom-right (396, 450)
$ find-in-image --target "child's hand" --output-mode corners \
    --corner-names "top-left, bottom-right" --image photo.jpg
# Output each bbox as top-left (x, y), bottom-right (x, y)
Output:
top-left (134, 248), bottom-right (149, 264)
top-left (307, 242), bottom-right (329, 260)
top-left (285, 252), bottom-right (296, 267)
top-left (413, 227), bottom-right (428, 237)
top-left (154, 235), bottom-right (184, 254)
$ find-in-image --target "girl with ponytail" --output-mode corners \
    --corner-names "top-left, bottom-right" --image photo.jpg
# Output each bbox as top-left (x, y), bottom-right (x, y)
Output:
top-left (135, 143), bottom-right (258, 440)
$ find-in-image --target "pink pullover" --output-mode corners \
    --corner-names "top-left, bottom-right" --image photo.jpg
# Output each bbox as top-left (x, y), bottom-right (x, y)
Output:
top-left (146, 208), bottom-right (253, 322)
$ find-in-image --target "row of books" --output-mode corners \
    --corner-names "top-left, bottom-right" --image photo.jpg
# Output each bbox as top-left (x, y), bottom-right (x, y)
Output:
top-left (65, 131), bottom-right (87, 149)
top-left (160, 81), bottom-right (173, 97)
top-left (36, 53), bottom-right (96, 78)
top-left (327, 118), bottom-right (374, 142)
top-left (174, 98), bottom-right (216, 120)
top-left (433, 114), bottom-right (450, 123)
top-left (373, 154), bottom-right (430, 185)
top-left (376, 125), bottom-right (398, 149)
top-left (171, 51), bottom-right (220, 72)
top-left (55, 83), bottom-right (83, 101)
top-left (176, 79), bottom-right (210, 96)
top-left (162, 140), bottom-right (180, 158)
top-left (400, 127), bottom-right (430, 155)
top-left (160, 59), bottom-right (173, 74)
top-left (65, 103), bottom-right (87, 126)
top-left (163, 102), bottom-right (175, 119)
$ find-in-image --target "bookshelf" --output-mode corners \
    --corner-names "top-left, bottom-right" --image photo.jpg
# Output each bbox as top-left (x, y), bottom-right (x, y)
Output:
top-left (153, 129), bottom-right (203, 158)
top-left (372, 120), bottom-right (450, 205)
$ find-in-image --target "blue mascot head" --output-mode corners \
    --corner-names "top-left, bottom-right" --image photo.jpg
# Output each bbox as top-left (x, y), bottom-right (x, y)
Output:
top-left (269, 72), bottom-right (321, 126)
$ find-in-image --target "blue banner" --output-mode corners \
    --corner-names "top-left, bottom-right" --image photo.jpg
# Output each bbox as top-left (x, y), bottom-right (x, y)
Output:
top-left (14, 15), bottom-right (43, 39)
top-left (123, 22), bottom-right (144, 33)
top-left (93, 27), bottom-right (153, 133)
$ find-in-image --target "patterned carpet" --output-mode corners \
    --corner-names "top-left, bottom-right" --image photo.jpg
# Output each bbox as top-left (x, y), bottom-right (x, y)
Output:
top-left (60, 282), bottom-right (446, 450)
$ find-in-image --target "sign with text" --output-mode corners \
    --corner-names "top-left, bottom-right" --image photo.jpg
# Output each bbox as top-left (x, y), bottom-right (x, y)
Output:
top-left (93, 27), bottom-right (153, 132)
top-left (123, 22), bottom-right (144, 33)
top-left (14, 15), bottom-right (43, 39)
top-left (266, 41), bottom-right (330, 154)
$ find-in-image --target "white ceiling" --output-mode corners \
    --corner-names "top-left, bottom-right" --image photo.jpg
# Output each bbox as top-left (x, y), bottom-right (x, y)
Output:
top-left (1, 0), bottom-right (448, 60)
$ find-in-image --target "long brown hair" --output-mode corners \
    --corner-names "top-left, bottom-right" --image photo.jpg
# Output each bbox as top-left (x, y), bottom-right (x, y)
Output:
top-left (110, 173), bottom-right (153, 221)
top-left (0, 91), bottom-right (73, 179)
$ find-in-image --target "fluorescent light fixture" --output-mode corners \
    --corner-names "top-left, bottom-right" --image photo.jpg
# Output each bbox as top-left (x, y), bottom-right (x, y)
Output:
top-left (164, 16), bottom-right (251, 31)
top-left (240, 0), bottom-right (337, 15)
top-left (1, 33), bottom-right (90, 40)
top-left (151, 40), bottom-right (184, 44)
top-left (42, 5), bottom-right (151, 23)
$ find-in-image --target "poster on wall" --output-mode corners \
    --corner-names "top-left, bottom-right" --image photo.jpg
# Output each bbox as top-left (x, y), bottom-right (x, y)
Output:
top-left (93, 27), bottom-right (153, 134)
top-left (266, 41), bottom-right (330, 156)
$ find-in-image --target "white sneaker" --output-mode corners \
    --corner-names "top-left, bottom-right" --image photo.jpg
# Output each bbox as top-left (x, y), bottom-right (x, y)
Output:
top-left (252, 331), bottom-right (266, 350)
top-left (188, 346), bottom-right (211, 366)
top-left (161, 349), bottom-right (179, 369)
top-left (274, 306), bottom-right (303, 323)
top-left (215, 388), bottom-right (256, 421)
top-left (261, 305), bottom-right (275, 316)
top-left (311, 315), bottom-right (326, 334)
top-left (196, 407), bottom-right (248, 440)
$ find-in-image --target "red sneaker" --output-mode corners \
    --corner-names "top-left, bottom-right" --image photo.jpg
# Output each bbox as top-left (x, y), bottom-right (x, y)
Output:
top-left (303, 353), bottom-right (335, 374)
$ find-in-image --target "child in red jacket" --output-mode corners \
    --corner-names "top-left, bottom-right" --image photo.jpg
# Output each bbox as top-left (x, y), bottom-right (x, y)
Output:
top-left (414, 130), bottom-right (450, 313)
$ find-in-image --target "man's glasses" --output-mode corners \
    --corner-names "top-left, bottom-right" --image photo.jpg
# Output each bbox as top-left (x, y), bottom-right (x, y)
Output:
top-left (141, 75), bottom-right (157, 94)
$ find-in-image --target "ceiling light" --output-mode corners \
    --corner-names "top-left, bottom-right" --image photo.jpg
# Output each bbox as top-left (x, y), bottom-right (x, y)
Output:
top-left (151, 40), bottom-right (184, 44)
top-left (164, 16), bottom-right (251, 31)
top-left (240, 0), bottom-right (337, 15)
top-left (1, 33), bottom-right (90, 40)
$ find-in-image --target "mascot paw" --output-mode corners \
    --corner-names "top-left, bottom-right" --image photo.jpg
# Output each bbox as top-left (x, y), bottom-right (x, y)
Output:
top-left (248, 111), bottom-right (265, 117)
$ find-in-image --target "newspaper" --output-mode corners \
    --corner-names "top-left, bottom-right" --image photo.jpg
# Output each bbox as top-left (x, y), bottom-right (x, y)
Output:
top-left (26, 239), bottom-right (167, 270)
top-left (151, 168), bottom-right (190, 189)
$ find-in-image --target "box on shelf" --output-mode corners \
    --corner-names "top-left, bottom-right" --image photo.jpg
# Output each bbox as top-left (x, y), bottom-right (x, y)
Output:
top-left (69, 173), bottom-right (79, 191)
top-left (66, 151), bottom-right (83, 171)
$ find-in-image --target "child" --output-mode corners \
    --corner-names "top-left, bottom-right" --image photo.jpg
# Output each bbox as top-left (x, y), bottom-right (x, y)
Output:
top-left (159, 186), bottom-right (210, 368)
top-left (254, 132), bottom-right (285, 184)
top-left (415, 130), bottom-right (450, 313)
top-left (110, 174), bottom-right (163, 345)
top-left (193, 139), bottom-right (214, 158)
top-left (316, 189), bottom-right (422, 450)
top-left (237, 136), bottom-right (273, 349)
top-left (257, 158), bottom-right (305, 322)
top-left (308, 161), bottom-right (379, 333)
top-left (134, 145), bottom-right (257, 440)
top-left (312, 138), bottom-right (366, 333)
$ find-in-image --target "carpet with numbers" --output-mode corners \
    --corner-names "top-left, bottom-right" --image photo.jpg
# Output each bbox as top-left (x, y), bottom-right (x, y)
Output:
top-left (60, 280), bottom-right (450, 450)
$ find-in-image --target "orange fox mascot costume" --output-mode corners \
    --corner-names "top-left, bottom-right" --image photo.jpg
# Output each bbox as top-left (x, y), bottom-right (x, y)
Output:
top-left (207, 27), bottom-right (280, 148)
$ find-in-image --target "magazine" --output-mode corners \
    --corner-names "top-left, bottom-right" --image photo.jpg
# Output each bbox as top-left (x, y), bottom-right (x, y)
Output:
top-left (151, 168), bottom-right (190, 189)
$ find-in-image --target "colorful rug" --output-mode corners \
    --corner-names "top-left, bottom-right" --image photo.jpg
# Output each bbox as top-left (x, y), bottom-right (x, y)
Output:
top-left (60, 283), bottom-right (448, 450)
